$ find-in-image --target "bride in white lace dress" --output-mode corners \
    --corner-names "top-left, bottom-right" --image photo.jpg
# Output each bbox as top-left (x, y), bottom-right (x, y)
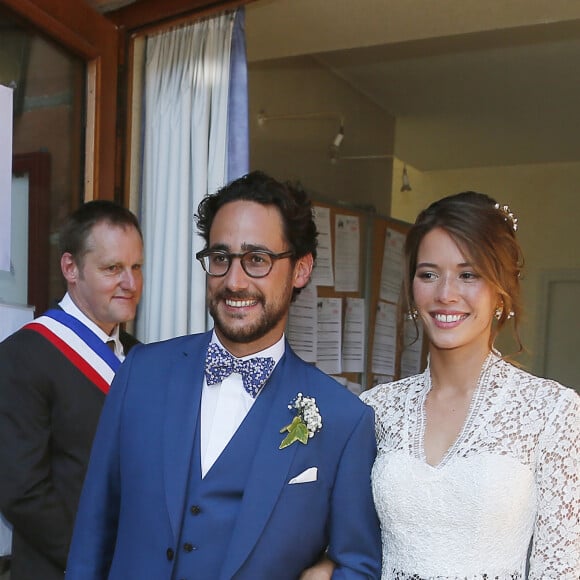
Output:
top-left (302, 192), bottom-right (579, 580)
top-left (360, 192), bottom-right (579, 580)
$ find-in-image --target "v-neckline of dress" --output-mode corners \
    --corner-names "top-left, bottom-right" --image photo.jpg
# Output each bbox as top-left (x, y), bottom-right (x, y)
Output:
top-left (414, 352), bottom-right (496, 469)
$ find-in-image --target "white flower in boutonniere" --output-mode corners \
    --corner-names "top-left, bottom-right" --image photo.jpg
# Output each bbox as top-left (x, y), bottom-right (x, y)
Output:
top-left (279, 393), bottom-right (322, 449)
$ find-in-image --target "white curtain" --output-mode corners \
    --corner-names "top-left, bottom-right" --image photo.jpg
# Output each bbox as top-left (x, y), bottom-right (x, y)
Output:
top-left (137, 14), bottom-right (237, 343)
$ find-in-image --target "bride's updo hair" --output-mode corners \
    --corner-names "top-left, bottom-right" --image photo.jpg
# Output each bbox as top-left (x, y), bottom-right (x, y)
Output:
top-left (403, 191), bottom-right (524, 352)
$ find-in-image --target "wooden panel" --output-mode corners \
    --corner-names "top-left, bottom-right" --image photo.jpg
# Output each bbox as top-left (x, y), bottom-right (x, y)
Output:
top-left (1, 0), bottom-right (119, 200)
top-left (108, 0), bottom-right (253, 31)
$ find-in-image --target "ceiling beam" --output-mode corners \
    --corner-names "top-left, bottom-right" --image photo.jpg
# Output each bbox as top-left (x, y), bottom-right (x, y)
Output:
top-left (106, 0), bottom-right (253, 32)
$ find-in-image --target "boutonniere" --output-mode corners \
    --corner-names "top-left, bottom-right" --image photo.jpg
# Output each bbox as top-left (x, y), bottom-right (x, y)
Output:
top-left (279, 393), bottom-right (322, 449)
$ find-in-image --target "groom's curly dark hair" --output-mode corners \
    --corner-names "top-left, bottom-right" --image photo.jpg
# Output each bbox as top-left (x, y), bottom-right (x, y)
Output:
top-left (196, 170), bottom-right (318, 264)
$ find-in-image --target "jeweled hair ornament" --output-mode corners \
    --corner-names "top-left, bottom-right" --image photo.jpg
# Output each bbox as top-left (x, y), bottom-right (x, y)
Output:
top-left (494, 203), bottom-right (518, 232)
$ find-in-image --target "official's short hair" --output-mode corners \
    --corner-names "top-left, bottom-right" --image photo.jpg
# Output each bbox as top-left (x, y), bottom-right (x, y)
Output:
top-left (59, 200), bottom-right (142, 268)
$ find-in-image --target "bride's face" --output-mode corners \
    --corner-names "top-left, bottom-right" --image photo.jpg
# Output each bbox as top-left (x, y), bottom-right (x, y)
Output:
top-left (412, 227), bottom-right (497, 354)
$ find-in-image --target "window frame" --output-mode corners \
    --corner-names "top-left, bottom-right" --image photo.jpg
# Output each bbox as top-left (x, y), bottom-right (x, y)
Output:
top-left (1, 0), bottom-right (119, 201)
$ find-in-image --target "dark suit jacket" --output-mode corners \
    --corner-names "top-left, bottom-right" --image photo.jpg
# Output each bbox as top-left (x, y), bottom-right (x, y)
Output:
top-left (0, 317), bottom-right (137, 580)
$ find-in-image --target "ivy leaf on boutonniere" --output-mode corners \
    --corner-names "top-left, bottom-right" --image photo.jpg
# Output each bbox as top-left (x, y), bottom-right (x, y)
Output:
top-left (279, 393), bottom-right (322, 449)
top-left (279, 416), bottom-right (309, 449)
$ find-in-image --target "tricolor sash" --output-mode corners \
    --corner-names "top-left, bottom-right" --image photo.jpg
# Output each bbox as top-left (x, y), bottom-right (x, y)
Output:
top-left (24, 309), bottom-right (121, 394)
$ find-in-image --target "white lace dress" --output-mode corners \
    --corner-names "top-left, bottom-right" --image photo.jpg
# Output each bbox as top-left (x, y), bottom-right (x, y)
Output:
top-left (360, 354), bottom-right (580, 580)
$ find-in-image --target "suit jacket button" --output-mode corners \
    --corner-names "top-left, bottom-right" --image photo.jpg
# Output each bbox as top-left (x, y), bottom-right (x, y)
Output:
top-left (183, 543), bottom-right (197, 552)
top-left (190, 505), bottom-right (201, 515)
top-left (166, 548), bottom-right (175, 561)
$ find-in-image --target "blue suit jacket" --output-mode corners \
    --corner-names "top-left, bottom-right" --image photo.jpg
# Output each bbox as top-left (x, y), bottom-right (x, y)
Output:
top-left (66, 332), bottom-right (381, 579)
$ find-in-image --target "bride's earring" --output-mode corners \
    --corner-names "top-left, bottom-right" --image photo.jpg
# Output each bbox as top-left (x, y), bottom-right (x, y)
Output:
top-left (495, 303), bottom-right (515, 321)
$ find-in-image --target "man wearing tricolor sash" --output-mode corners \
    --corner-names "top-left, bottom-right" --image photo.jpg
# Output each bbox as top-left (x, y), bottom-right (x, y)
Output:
top-left (0, 200), bottom-right (143, 580)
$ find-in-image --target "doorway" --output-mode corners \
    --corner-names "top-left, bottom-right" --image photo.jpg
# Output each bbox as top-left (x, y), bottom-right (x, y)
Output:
top-left (536, 270), bottom-right (580, 391)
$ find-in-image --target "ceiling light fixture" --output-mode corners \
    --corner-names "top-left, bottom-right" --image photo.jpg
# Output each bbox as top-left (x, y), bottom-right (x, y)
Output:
top-left (400, 165), bottom-right (412, 192)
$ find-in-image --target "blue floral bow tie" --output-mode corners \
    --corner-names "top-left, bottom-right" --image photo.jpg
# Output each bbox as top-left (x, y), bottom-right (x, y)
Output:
top-left (204, 343), bottom-right (275, 398)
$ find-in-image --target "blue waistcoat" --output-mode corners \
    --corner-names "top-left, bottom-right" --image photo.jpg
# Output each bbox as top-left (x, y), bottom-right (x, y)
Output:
top-left (172, 381), bottom-right (278, 580)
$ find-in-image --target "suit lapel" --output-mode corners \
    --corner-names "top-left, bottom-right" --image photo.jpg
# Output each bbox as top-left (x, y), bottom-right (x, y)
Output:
top-left (220, 350), bottom-right (302, 579)
top-left (163, 332), bottom-right (211, 539)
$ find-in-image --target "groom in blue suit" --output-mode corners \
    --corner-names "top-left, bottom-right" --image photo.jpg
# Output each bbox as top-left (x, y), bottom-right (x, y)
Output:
top-left (66, 171), bottom-right (381, 579)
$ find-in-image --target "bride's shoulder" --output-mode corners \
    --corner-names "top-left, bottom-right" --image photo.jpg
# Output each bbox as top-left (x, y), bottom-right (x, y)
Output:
top-left (360, 374), bottom-right (422, 409)
top-left (500, 359), bottom-right (579, 405)
top-left (494, 359), bottom-right (579, 427)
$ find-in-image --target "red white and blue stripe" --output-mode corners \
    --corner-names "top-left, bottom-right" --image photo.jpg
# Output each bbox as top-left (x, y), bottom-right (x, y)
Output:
top-left (24, 309), bottom-right (120, 394)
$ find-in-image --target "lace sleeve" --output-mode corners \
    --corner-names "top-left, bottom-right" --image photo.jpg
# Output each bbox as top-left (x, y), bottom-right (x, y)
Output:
top-left (360, 379), bottom-right (411, 455)
top-left (529, 387), bottom-right (580, 579)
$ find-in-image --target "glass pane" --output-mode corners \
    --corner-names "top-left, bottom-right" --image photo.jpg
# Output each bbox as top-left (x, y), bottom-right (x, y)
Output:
top-left (0, 5), bottom-right (85, 312)
top-left (0, 175), bottom-right (28, 305)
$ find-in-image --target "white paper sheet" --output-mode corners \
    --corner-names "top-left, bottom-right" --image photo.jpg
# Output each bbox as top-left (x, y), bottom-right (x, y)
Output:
top-left (372, 373), bottom-right (394, 386)
top-left (342, 297), bottom-right (365, 373)
top-left (287, 284), bottom-right (317, 363)
top-left (316, 297), bottom-right (342, 375)
top-left (333, 214), bottom-right (360, 292)
top-left (0, 176), bottom-right (29, 306)
top-left (311, 206), bottom-right (334, 286)
top-left (371, 300), bottom-right (397, 376)
top-left (379, 228), bottom-right (405, 303)
top-left (346, 380), bottom-right (363, 395)
top-left (0, 84), bottom-right (13, 272)
top-left (400, 317), bottom-right (424, 378)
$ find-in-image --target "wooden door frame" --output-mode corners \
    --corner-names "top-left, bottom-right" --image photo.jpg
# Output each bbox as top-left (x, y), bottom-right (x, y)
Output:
top-left (1, 0), bottom-right (253, 202)
top-left (12, 151), bottom-right (50, 316)
top-left (0, 0), bottom-right (119, 201)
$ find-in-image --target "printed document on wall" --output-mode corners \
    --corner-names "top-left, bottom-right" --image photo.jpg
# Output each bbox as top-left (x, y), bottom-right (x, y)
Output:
top-left (311, 206), bottom-right (334, 286)
top-left (371, 300), bottom-right (397, 376)
top-left (379, 228), bottom-right (405, 303)
top-left (400, 317), bottom-right (424, 378)
top-left (316, 297), bottom-right (342, 375)
top-left (334, 214), bottom-right (359, 292)
top-left (287, 284), bottom-right (317, 363)
top-left (342, 297), bottom-right (365, 372)
top-left (0, 84), bottom-right (13, 272)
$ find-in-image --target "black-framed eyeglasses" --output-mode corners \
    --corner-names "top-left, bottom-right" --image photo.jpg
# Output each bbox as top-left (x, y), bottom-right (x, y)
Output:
top-left (195, 248), bottom-right (295, 278)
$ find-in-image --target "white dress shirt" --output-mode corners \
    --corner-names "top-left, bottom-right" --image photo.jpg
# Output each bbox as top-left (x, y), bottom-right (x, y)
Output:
top-left (200, 333), bottom-right (284, 477)
top-left (59, 293), bottom-right (124, 361)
